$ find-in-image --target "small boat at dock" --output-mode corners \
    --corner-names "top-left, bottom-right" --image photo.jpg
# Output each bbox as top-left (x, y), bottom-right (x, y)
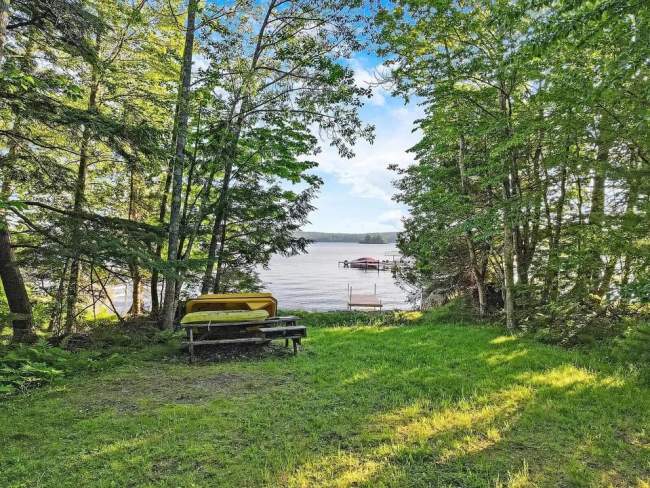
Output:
top-left (349, 257), bottom-right (380, 269)
top-left (339, 256), bottom-right (400, 271)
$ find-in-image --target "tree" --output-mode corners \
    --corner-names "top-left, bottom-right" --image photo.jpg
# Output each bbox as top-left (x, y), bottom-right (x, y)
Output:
top-left (0, 0), bottom-right (103, 341)
top-left (196, 0), bottom-right (373, 295)
top-left (377, 0), bottom-right (649, 336)
top-left (160, 0), bottom-right (199, 330)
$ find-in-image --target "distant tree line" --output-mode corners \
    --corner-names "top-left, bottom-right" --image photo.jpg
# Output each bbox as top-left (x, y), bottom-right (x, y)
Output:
top-left (296, 232), bottom-right (397, 243)
top-left (359, 234), bottom-right (386, 244)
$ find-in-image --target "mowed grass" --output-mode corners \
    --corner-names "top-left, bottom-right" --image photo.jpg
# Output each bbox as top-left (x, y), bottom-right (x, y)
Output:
top-left (1, 312), bottom-right (649, 487)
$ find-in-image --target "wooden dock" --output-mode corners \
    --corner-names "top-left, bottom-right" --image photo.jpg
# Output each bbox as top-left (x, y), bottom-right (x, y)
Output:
top-left (347, 284), bottom-right (383, 310)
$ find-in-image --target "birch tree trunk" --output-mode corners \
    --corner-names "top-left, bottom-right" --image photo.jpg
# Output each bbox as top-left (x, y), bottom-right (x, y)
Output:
top-left (0, 0), bottom-right (9, 66)
top-left (160, 0), bottom-right (198, 330)
top-left (499, 89), bottom-right (516, 330)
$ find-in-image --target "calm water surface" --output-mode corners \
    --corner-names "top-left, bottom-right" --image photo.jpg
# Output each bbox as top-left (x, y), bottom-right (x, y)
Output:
top-left (257, 242), bottom-right (412, 311)
top-left (109, 243), bottom-right (411, 313)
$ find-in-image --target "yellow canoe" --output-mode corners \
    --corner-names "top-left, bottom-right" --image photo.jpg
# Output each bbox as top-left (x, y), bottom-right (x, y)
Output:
top-left (185, 293), bottom-right (277, 317)
top-left (180, 309), bottom-right (269, 324)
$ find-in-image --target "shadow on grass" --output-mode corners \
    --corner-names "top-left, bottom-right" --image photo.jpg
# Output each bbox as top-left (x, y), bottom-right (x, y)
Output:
top-left (1, 321), bottom-right (649, 487)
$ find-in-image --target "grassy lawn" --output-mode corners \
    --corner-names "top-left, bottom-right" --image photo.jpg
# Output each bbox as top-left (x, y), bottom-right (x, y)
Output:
top-left (1, 312), bottom-right (649, 487)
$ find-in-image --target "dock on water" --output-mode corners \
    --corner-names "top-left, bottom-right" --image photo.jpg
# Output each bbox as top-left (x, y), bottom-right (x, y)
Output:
top-left (347, 284), bottom-right (383, 310)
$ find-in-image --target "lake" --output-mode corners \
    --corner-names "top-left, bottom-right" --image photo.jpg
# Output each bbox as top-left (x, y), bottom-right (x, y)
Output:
top-left (257, 242), bottom-right (412, 311)
top-left (108, 242), bottom-right (412, 313)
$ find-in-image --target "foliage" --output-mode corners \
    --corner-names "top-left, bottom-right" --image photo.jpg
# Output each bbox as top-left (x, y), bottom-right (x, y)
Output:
top-left (0, 316), bottom-right (185, 397)
top-left (0, 0), bottom-right (373, 338)
top-left (376, 0), bottom-right (650, 340)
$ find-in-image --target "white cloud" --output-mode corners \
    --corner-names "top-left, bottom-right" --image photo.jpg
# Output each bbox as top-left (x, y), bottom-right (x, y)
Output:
top-left (348, 58), bottom-right (392, 107)
top-left (315, 102), bottom-right (423, 203)
top-left (378, 209), bottom-right (406, 228)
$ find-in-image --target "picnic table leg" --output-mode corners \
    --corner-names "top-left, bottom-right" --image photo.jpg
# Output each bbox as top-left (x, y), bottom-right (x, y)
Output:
top-left (285, 338), bottom-right (289, 348)
top-left (188, 327), bottom-right (195, 363)
top-left (292, 338), bottom-right (298, 355)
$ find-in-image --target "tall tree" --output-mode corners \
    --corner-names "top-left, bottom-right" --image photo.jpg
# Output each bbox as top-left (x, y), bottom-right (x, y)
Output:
top-left (160, 0), bottom-right (198, 330)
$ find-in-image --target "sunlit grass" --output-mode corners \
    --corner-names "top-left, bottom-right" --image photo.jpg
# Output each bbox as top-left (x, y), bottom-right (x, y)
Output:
top-left (1, 311), bottom-right (649, 487)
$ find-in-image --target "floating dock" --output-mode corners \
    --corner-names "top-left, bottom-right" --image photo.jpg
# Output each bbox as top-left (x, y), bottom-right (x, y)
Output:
top-left (347, 284), bottom-right (383, 310)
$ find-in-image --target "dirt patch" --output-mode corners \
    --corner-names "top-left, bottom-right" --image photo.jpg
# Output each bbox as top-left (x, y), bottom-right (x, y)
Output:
top-left (77, 369), bottom-right (287, 413)
top-left (190, 341), bottom-right (299, 362)
top-left (190, 372), bottom-right (248, 389)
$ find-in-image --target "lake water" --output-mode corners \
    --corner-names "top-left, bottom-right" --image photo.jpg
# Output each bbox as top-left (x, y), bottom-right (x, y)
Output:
top-left (108, 242), bottom-right (412, 313)
top-left (257, 242), bottom-right (412, 311)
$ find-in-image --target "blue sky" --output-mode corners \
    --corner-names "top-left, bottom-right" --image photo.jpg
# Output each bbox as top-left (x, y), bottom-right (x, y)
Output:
top-left (302, 55), bottom-right (423, 233)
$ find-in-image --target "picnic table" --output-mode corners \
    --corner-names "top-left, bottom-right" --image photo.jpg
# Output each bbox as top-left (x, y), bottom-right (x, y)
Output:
top-left (181, 315), bottom-right (306, 362)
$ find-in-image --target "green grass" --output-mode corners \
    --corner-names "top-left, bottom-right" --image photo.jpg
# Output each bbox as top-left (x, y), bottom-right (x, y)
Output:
top-left (1, 312), bottom-right (649, 487)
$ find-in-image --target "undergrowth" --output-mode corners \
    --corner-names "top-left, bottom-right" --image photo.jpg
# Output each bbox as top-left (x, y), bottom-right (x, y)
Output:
top-left (0, 340), bottom-right (124, 396)
top-left (0, 320), bottom-right (180, 397)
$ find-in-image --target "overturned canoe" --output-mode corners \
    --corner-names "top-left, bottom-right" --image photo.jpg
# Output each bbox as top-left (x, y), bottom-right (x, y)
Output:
top-left (185, 292), bottom-right (277, 317)
top-left (180, 309), bottom-right (270, 324)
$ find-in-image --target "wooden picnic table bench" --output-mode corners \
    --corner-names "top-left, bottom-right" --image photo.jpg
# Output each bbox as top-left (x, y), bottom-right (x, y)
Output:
top-left (181, 315), bottom-right (306, 362)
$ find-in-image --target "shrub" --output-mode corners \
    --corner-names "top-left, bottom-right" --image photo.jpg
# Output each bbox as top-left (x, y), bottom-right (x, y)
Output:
top-left (523, 296), bottom-right (626, 346)
top-left (0, 340), bottom-right (124, 396)
top-left (612, 321), bottom-right (650, 365)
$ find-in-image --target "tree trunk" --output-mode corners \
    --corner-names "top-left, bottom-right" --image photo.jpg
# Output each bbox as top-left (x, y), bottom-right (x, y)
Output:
top-left (128, 264), bottom-right (143, 316)
top-left (542, 164), bottom-right (567, 302)
top-left (589, 150), bottom-right (607, 227)
top-left (457, 134), bottom-right (487, 317)
top-left (160, 0), bottom-right (198, 330)
top-left (200, 126), bottom-right (243, 294)
top-left (0, 178), bottom-right (34, 342)
top-left (177, 106), bottom-right (203, 258)
top-left (596, 258), bottom-right (616, 299)
top-left (150, 116), bottom-right (179, 316)
top-left (0, 0), bottom-right (9, 66)
top-left (201, 1), bottom-right (277, 294)
top-left (502, 204), bottom-right (516, 330)
top-left (0, 225), bottom-right (34, 342)
top-left (499, 89), bottom-right (516, 329)
top-left (64, 73), bottom-right (99, 332)
top-left (48, 259), bottom-right (69, 333)
top-left (597, 174), bottom-right (639, 298)
top-left (212, 206), bottom-right (229, 293)
top-left (201, 153), bottom-right (234, 293)
top-left (466, 238), bottom-right (487, 317)
top-left (0, 25), bottom-right (37, 342)
top-left (570, 120), bottom-right (609, 297)
top-left (126, 166), bottom-right (143, 316)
